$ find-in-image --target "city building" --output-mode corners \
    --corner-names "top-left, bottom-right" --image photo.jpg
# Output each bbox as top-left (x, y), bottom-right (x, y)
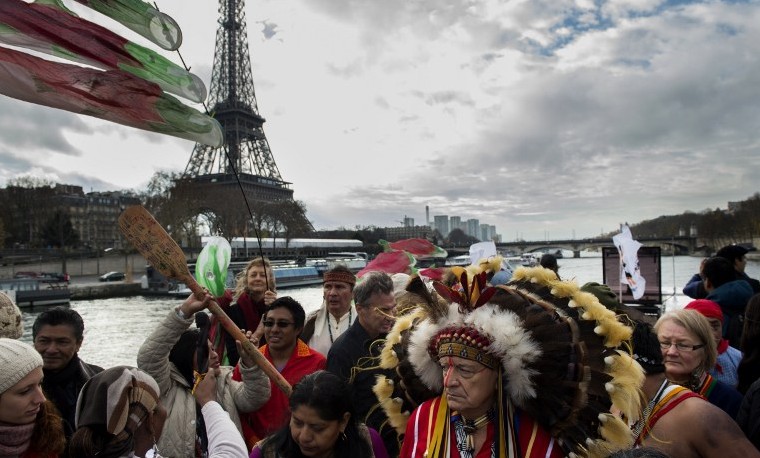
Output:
top-left (466, 219), bottom-right (480, 238)
top-left (434, 215), bottom-right (449, 237)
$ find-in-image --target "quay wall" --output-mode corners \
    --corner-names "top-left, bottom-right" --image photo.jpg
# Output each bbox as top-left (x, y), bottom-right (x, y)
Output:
top-left (0, 254), bottom-right (147, 280)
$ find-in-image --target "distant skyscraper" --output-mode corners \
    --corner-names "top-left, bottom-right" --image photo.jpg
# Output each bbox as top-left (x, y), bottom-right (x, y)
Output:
top-left (466, 219), bottom-right (480, 238)
top-left (403, 216), bottom-right (415, 227)
top-left (480, 224), bottom-right (494, 241)
top-left (450, 216), bottom-right (462, 233)
top-left (434, 215), bottom-right (449, 236)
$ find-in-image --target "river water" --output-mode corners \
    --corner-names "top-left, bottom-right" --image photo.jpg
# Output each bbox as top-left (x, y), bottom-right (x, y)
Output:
top-left (18, 255), bottom-right (760, 369)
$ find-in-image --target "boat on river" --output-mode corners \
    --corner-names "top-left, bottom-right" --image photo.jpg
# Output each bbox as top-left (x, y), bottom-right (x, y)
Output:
top-left (142, 261), bottom-right (323, 297)
top-left (0, 278), bottom-right (70, 307)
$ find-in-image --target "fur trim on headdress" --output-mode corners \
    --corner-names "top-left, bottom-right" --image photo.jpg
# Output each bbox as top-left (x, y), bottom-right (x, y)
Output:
top-left (375, 264), bottom-right (644, 457)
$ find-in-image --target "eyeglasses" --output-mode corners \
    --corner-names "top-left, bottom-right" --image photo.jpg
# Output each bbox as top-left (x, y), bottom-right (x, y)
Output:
top-left (658, 341), bottom-right (705, 352)
top-left (262, 320), bottom-right (294, 328)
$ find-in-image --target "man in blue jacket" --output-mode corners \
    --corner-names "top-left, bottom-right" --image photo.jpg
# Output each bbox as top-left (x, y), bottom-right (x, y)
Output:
top-left (684, 245), bottom-right (760, 299)
top-left (702, 256), bottom-right (754, 347)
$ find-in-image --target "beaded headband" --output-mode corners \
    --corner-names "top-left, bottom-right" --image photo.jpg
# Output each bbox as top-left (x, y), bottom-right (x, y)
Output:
top-left (429, 326), bottom-right (498, 369)
top-left (323, 270), bottom-right (356, 286)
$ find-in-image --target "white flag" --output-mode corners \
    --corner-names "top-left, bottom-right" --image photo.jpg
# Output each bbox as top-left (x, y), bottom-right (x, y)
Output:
top-left (612, 225), bottom-right (646, 300)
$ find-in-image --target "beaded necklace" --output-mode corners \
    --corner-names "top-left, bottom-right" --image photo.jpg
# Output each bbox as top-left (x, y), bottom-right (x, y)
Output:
top-left (326, 308), bottom-right (352, 343)
top-left (632, 379), bottom-right (668, 443)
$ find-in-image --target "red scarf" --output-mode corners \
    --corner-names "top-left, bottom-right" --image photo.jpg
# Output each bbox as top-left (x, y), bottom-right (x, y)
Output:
top-left (0, 422), bottom-right (35, 456)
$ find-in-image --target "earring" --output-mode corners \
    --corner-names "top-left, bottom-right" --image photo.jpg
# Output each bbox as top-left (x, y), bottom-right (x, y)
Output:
top-left (150, 437), bottom-right (164, 458)
top-left (340, 431), bottom-right (347, 441)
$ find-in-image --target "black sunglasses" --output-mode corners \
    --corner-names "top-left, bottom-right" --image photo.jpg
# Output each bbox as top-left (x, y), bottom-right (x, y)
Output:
top-left (263, 320), bottom-right (294, 328)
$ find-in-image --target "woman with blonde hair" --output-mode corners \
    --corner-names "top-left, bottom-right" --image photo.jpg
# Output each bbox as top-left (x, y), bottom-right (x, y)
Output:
top-left (0, 338), bottom-right (65, 458)
top-left (211, 257), bottom-right (278, 365)
top-left (654, 309), bottom-right (743, 418)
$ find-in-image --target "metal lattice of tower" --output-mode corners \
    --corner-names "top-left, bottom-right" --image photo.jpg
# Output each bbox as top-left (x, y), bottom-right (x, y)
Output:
top-left (184, 0), bottom-right (289, 193)
top-left (173, 0), bottom-right (315, 239)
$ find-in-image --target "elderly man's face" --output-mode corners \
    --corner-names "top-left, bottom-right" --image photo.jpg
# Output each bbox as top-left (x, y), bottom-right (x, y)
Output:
top-left (440, 356), bottom-right (499, 418)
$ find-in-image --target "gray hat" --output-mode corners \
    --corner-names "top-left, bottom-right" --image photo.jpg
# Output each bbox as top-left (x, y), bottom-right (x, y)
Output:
top-left (0, 338), bottom-right (43, 393)
top-left (0, 291), bottom-right (23, 339)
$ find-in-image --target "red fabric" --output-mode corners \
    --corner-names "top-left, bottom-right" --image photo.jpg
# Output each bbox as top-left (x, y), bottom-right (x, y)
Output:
top-left (685, 299), bottom-right (724, 321)
top-left (0, 0), bottom-right (132, 70)
top-left (209, 291), bottom-right (265, 364)
top-left (232, 340), bottom-right (326, 450)
top-left (399, 397), bottom-right (563, 458)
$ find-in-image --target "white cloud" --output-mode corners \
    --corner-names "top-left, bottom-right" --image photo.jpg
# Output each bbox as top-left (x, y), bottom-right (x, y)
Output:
top-left (1, 0), bottom-right (759, 241)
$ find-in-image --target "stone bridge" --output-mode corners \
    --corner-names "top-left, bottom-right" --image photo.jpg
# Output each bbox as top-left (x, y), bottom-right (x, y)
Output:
top-left (496, 235), bottom-right (699, 258)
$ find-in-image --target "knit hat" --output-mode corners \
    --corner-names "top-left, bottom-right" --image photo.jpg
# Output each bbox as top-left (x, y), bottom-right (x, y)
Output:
top-left (0, 338), bottom-right (43, 393)
top-left (581, 282), bottom-right (620, 310)
top-left (0, 292), bottom-right (23, 339)
top-left (685, 299), bottom-right (723, 323)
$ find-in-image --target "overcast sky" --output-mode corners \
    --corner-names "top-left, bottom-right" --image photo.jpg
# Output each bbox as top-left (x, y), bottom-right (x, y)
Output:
top-left (2, 0), bottom-right (759, 241)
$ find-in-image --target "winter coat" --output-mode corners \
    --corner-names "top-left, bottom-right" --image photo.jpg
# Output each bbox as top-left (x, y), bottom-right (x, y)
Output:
top-left (137, 309), bottom-right (271, 457)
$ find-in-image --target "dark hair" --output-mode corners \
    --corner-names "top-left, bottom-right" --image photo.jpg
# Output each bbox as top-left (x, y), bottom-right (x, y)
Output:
top-left (716, 245), bottom-right (749, 263)
top-left (266, 371), bottom-right (373, 458)
top-left (266, 296), bottom-right (306, 329)
top-left (169, 329), bottom-right (200, 388)
top-left (702, 256), bottom-right (738, 289)
top-left (539, 254), bottom-right (558, 271)
top-left (738, 293), bottom-right (760, 394)
top-left (353, 272), bottom-right (394, 307)
top-left (32, 306), bottom-right (85, 341)
top-left (630, 322), bottom-right (664, 374)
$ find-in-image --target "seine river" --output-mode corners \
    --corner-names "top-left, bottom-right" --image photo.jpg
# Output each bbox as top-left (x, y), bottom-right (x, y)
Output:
top-left (18, 255), bottom-right (760, 369)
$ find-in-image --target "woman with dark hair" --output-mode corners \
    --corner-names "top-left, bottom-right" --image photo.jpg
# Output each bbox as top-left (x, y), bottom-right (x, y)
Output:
top-left (137, 292), bottom-right (270, 457)
top-left (250, 370), bottom-right (387, 458)
top-left (0, 338), bottom-right (65, 458)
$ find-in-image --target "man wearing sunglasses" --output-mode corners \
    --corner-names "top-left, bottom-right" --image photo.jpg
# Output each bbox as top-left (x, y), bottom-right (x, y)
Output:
top-left (231, 296), bottom-right (326, 450)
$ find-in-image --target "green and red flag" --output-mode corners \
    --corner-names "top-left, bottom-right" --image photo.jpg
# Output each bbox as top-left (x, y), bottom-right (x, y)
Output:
top-left (0, 45), bottom-right (223, 146)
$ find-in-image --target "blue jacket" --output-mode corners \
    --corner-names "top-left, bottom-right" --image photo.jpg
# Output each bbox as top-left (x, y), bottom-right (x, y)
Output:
top-left (683, 273), bottom-right (707, 299)
top-left (707, 279), bottom-right (754, 315)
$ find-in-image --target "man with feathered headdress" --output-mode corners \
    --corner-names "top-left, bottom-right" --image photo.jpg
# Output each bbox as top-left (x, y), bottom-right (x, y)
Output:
top-left (375, 265), bottom-right (646, 458)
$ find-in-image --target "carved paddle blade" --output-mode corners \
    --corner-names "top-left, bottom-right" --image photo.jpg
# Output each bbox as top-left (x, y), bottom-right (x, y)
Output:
top-left (118, 205), bottom-right (191, 282)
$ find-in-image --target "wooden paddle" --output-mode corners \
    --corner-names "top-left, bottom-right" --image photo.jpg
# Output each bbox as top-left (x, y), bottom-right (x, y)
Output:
top-left (118, 205), bottom-right (292, 397)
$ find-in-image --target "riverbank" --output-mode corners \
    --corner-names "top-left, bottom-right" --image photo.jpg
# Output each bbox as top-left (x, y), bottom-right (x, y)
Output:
top-left (69, 282), bottom-right (143, 300)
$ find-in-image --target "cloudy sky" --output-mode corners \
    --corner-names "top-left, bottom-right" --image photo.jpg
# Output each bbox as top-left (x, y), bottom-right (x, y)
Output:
top-left (2, 0), bottom-right (759, 241)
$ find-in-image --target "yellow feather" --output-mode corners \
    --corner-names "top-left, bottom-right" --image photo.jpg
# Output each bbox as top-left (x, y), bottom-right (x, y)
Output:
top-left (605, 353), bottom-right (646, 421)
top-left (550, 281), bottom-right (579, 298)
top-left (379, 310), bottom-right (420, 369)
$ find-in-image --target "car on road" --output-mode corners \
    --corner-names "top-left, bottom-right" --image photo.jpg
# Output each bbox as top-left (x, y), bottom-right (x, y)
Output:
top-left (13, 271), bottom-right (39, 279)
top-left (99, 271), bottom-right (125, 282)
top-left (40, 272), bottom-right (70, 284)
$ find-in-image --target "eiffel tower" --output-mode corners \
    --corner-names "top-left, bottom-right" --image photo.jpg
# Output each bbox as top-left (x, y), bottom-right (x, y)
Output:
top-left (175, 0), bottom-right (309, 238)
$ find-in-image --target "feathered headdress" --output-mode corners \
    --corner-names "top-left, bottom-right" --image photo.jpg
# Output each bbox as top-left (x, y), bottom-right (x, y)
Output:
top-left (375, 265), bottom-right (645, 458)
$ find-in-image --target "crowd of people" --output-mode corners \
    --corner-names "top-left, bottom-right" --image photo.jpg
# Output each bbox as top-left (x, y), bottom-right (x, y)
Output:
top-left (1, 244), bottom-right (760, 458)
